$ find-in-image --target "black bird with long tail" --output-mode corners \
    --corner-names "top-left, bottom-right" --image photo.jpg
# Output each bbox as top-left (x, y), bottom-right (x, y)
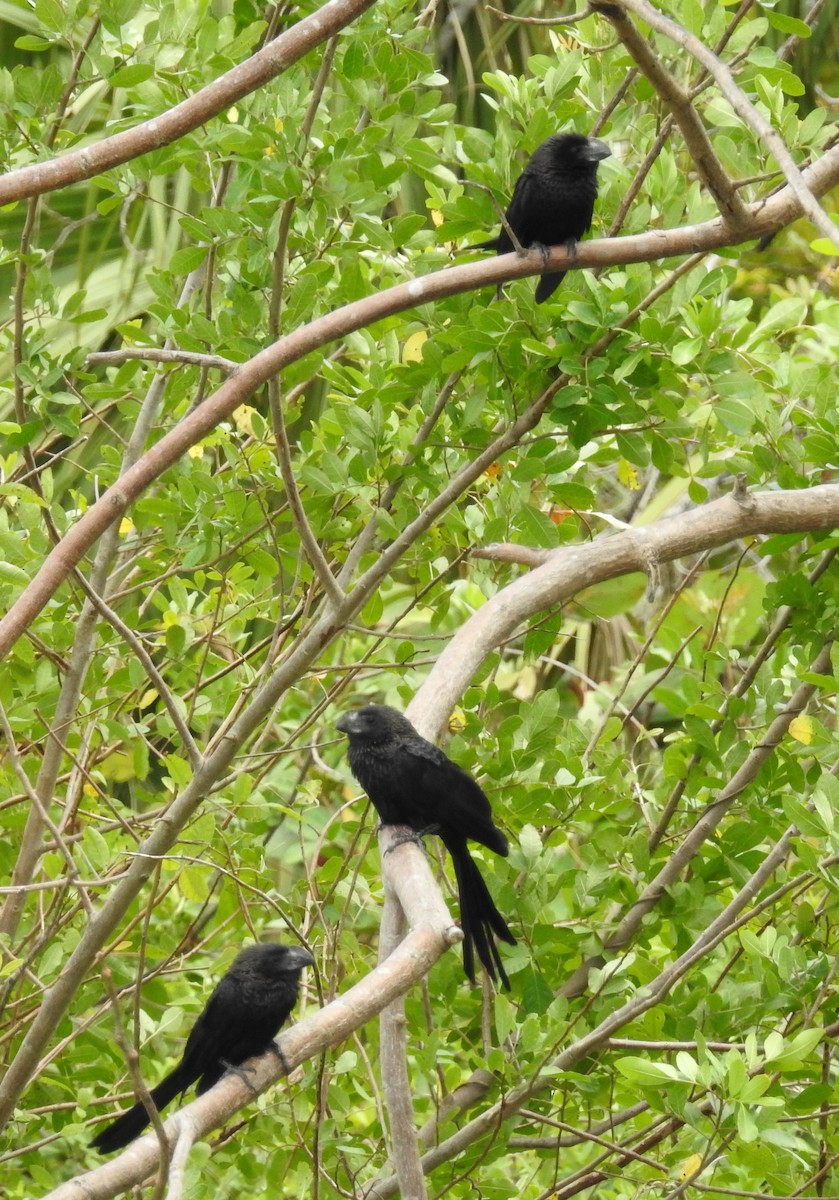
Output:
top-left (474, 132), bottom-right (611, 303)
top-left (336, 705), bottom-right (515, 989)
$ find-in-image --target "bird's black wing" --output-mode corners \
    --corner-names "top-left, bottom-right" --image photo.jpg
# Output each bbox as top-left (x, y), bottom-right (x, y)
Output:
top-left (501, 167), bottom-right (545, 250)
top-left (398, 737), bottom-right (514, 987)
top-left (177, 980), bottom-right (234, 1094)
top-left (187, 971), bottom-right (296, 1094)
top-left (474, 168), bottom-right (541, 255)
top-left (399, 735), bottom-right (508, 856)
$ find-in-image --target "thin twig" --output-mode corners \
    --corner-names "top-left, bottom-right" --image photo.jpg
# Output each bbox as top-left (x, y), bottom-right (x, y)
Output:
top-left (87, 348), bottom-right (239, 372)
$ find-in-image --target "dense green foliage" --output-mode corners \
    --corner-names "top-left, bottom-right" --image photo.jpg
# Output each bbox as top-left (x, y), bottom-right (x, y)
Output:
top-left (1, 0), bottom-right (839, 1196)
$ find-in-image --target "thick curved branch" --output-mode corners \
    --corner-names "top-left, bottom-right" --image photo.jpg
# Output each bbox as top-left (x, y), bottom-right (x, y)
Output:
top-left (377, 867), bottom-right (427, 1200)
top-left (409, 484), bottom-right (839, 738)
top-left (0, 0), bottom-right (377, 205)
top-left (2, 146), bottom-right (839, 662)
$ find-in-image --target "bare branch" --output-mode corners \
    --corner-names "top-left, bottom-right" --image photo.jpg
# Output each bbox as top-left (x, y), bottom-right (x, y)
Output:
top-left (87, 349), bottom-right (239, 373)
top-left (268, 384), bottom-right (347, 610)
top-left (41, 843), bottom-right (459, 1200)
top-left (484, 4), bottom-right (593, 26)
top-left (377, 848), bottom-right (427, 1200)
top-left (0, 0), bottom-right (378, 205)
top-left (409, 483), bottom-right (839, 739)
top-left (472, 544), bottom-right (554, 567)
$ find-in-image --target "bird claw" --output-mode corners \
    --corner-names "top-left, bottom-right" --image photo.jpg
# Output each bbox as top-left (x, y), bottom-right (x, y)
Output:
top-left (383, 824), bottom-right (440, 855)
top-left (221, 1059), bottom-right (259, 1095)
top-left (532, 240), bottom-right (551, 265)
top-left (268, 1040), bottom-right (291, 1074)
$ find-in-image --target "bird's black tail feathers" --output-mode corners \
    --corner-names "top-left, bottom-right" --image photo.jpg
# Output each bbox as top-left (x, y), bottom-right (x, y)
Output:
top-left (91, 1064), bottom-right (188, 1154)
top-left (473, 238), bottom-right (565, 304)
top-left (535, 270), bottom-right (566, 304)
top-left (447, 839), bottom-right (515, 991)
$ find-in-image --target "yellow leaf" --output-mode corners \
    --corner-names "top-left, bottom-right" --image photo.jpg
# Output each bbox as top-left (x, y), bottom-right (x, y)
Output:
top-left (448, 708), bottom-right (466, 734)
top-left (227, 106), bottom-right (238, 122)
top-left (618, 458), bottom-right (640, 490)
top-left (138, 689), bottom-right (159, 710)
top-left (678, 1153), bottom-right (703, 1182)
top-left (232, 404), bottom-right (257, 435)
top-left (402, 331), bottom-right (427, 364)
top-left (790, 715), bottom-right (813, 744)
top-left (119, 518), bottom-right (134, 536)
top-left (274, 117), bottom-right (284, 133)
top-left (119, 319), bottom-right (143, 345)
top-left (187, 442), bottom-right (205, 459)
top-left (98, 751), bottom-right (136, 783)
top-left (430, 209), bottom-right (444, 227)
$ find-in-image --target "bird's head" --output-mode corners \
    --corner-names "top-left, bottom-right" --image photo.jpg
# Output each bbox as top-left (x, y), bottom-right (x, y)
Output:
top-left (336, 704), bottom-right (415, 743)
top-left (236, 943), bottom-right (315, 977)
top-left (543, 132), bottom-right (612, 168)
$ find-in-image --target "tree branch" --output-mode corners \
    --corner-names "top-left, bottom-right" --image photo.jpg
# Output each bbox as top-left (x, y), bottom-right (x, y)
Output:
top-left (376, 841), bottom-right (427, 1200)
top-left (561, 636), bottom-right (835, 998)
top-left (40, 841), bottom-right (460, 1200)
top-left (87, 349), bottom-right (239, 373)
top-left (364, 822), bottom-right (800, 1199)
top-left (0, 0), bottom-right (378, 204)
top-left (409, 484), bottom-right (839, 739)
top-left (593, 2), bottom-right (751, 230)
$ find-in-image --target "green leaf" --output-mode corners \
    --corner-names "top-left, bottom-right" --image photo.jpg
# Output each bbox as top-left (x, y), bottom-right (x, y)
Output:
top-left (34, 0), bottom-right (65, 34)
top-left (764, 1028), bottom-right (822, 1069)
top-left (615, 1057), bottom-right (682, 1086)
top-left (0, 562), bottom-right (30, 584)
top-left (0, 483), bottom-right (48, 507)
top-left (520, 968), bottom-right (553, 1015)
top-left (110, 63), bottom-right (155, 88)
top-left (766, 11), bottom-right (811, 37)
top-left (518, 823), bottom-right (542, 864)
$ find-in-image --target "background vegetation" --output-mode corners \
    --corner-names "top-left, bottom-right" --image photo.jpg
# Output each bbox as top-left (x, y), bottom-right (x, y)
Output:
top-left (1, 0), bottom-right (839, 1196)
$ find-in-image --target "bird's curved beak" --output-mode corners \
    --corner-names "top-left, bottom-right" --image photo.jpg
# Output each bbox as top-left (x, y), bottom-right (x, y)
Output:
top-left (285, 947), bottom-right (315, 969)
top-left (586, 139), bottom-right (612, 162)
top-left (336, 713), bottom-right (358, 735)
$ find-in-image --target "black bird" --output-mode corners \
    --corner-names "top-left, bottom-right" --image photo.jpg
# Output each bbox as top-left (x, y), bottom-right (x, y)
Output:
top-left (91, 943), bottom-right (314, 1153)
top-left (336, 705), bottom-right (515, 989)
top-left (474, 132), bottom-right (611, 303)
